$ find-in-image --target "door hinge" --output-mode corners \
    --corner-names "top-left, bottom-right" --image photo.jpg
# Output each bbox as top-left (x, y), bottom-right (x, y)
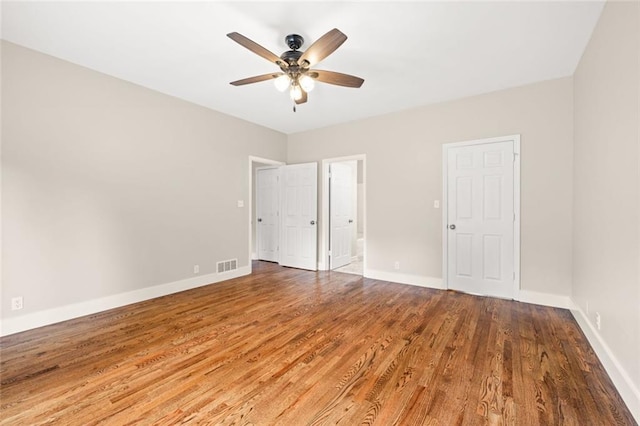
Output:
top-left (328, 250), bottom-right (332, 256)
top-left (513, 212), bottom-right (516, 221)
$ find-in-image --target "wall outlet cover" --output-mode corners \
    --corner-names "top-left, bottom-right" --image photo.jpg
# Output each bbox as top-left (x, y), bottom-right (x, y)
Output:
top-left (11, 297), bottom-right (23, 311)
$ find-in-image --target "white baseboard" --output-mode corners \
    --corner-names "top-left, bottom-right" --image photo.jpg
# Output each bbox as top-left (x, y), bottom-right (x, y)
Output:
top-left (363, 273), bottom-right (574, 309)
top-left (364, 269), bottom-right (443, 289)
top-left (0, 266), bottom-right (251, 337)
top-left (571, 305), bottom-right (640, 422)
top-left (517, 289), bottom-right (575, 309)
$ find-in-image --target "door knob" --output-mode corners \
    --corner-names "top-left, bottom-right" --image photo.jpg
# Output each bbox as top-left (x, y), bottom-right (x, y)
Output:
top-left (449, 224), bottom-right (456, 230)
top-left (310, 220), bottom-right (316, 225)
top-left (257, 218), bottom-right (262, 222)
top-left (348, 219), bottom-right (353, 223)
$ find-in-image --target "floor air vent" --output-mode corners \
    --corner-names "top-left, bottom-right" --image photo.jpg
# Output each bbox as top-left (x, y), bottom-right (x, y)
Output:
top-left (217, 259), bottom-right (238, 274)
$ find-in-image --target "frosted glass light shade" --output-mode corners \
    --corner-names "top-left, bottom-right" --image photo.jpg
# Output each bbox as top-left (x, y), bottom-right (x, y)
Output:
top-left (299, 75), bottom-right (315, 92)
top-left (274, 75), bottom-right (290, 92)
top-left (290, 84), bottom-right (302, 101)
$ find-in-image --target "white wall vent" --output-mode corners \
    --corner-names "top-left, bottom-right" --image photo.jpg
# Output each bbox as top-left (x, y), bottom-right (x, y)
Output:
top-left (217, 259), bottom-right (238, 274)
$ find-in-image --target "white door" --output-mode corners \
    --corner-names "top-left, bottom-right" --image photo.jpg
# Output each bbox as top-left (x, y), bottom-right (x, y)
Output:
top-left (256, 167), bottom-right (280, 262)
top-left (446, 139), bottom-right (516, 299)
top-left (330, 162), bottom-right (354, 269)
top-left (280, 162), bottom-right (318, 270)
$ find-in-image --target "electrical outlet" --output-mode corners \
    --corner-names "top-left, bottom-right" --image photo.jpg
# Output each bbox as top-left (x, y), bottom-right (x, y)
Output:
top-left (394, 261), bottom-right (400, 270)
top-left (434, 200), bottom-right (440, 208)
top-left (193, 265), bottom-right (200, 274)
top-left (595, 312), bottom-right (601, 330)
top-left (11, 297), bottom-right (23, 311)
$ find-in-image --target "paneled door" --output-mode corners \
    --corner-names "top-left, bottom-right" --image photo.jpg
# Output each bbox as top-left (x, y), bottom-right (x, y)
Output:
top-left (445, 138), bottom-right (518, 299)
top-left (280, 162), bottom-right (318, 270)
top-left (329, 162), bottom-right (354, 269)
top-left (256, 167), bottom-right (280, 262)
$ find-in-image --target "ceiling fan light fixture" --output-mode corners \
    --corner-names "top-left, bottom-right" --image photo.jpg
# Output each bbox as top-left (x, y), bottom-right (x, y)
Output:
top-left (290, 84), bottom-right (303, 101)
top-left (299, 74), bottom-right (315, 92)
top-left (274, 74), bottom-right (290, 92)
top-left (228, 28), bottom-right (364, 109)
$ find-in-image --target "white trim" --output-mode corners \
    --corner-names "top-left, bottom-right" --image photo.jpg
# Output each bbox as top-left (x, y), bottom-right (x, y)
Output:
top-left (320, 155), bottom-right (366, 272)
top-left (517, 290), bottom-right (574, 309)
top-left (364, 268), bottom-right (443, 289)
top-left (0, 266), bottom-right (250, 337)
top-left (442, 134), bottom-right (521, 299)
top-left (571, 305), bottom-right (640, 422)
top-left (248, 156), bottom-right (285, 273)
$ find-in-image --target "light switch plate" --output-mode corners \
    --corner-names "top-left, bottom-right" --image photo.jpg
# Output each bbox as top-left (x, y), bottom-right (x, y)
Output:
top-left (434, 200), bottom-right (440, 208)
top-left (237, 200), bottom-right (244, 208)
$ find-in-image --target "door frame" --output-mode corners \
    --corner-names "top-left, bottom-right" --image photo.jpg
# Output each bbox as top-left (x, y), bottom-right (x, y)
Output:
top-left (248, 156), bottom-right (285, 274)
top-left (321, 154), bottom-right (366, 271)
top-left (441, 135), bottom-right (521, 299)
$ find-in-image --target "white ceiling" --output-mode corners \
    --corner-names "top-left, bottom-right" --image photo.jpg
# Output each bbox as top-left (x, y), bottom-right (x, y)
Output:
top-left (2, 1), bottom-right (604, 134)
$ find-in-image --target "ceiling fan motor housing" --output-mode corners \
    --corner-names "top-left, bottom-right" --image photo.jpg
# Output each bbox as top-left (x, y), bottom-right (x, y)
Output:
top-left (280, 50), bottom-right (303, 66)
top-left (285, 34), bottom-right (304, 50)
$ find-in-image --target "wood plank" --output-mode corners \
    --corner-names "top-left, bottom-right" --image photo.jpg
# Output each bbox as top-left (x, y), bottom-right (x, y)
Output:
top-left (0, 261), bottom-right (635, 425)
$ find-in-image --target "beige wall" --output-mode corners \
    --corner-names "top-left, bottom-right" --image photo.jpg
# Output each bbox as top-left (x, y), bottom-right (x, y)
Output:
top-left (1, 42), bottom-right (287, 320)
top-left (573, 0), bottom-right (640, 409)
top-left (288, 77), bottom-right (574, 296)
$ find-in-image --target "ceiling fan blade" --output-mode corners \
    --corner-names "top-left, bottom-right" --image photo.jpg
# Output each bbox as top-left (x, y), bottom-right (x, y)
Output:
top-left (230, 72), bottom-right (283, 86)
top-left (298, 28), bottom-right (347, 67)
top-left (308, 70), bottom-right (364, 88)
top-left (227, 32), bottom-right (287, 68)
top-left (295, 89), bottom-right (308, 105)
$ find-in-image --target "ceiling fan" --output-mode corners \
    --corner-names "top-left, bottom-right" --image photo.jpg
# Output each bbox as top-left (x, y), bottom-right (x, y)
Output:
top-left (227, 28), bottom-right (364, 110)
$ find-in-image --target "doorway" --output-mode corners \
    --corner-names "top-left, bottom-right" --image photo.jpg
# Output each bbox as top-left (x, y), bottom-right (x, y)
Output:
top-left (321, 155), bottom-right (366, 275)
top-left (249, 156), bottom-right (284, 272)
top-left (250, 157), bottom-right (319, 272)
top-left (255, 166), bottom-right (280, 263)
top-left (442, 135), bottom-right (520, 299)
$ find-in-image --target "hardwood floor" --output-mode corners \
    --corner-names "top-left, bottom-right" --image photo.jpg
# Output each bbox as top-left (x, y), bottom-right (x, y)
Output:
top-left (1, 261), bottom-right (635, 425)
